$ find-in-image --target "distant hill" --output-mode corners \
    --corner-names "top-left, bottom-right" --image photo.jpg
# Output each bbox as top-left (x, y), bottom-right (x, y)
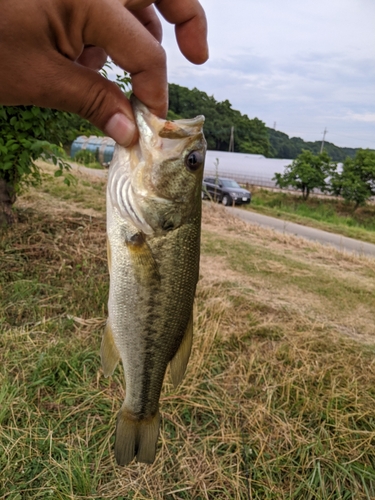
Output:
top-left (168, 83), bottom-right (371, 161)
top-left (267, 128), bottom-right (358, 161)
top-left (168, 83), bottom-right (271, 157)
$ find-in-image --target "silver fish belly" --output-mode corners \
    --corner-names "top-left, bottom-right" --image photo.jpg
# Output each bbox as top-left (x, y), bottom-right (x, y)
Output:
top-left (101, 97), bottom-right (206, 466)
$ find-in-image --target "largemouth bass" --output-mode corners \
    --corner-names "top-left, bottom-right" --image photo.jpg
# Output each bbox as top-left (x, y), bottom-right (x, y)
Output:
top-left (102, 97), bottom-right (206, 466)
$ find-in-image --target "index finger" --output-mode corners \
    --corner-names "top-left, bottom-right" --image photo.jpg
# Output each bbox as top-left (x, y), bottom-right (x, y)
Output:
top-left (155, 0), bottom-right (208, 64)
top-left (84, 0), bottom-right (168, 118)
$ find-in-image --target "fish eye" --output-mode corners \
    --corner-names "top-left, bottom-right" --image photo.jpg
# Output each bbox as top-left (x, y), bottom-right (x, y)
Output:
top-left (185, 150), bottom-right (203, 172)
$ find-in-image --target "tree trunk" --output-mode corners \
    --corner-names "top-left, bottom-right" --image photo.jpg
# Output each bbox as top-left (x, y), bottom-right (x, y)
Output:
top-left (0, 178), bottom-right (17, 227)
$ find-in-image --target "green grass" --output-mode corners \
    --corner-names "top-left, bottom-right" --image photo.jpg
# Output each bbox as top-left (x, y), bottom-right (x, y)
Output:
top-left (40, 174), bottom-right (106, 214)
top-left (84, 162), bottom-right (105, 170)
top-left (247, 188), bottom-right (375, 244)
top-left (1, 174), bottom-right (375, 498)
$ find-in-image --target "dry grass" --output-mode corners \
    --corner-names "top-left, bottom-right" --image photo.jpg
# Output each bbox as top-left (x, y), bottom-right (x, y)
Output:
top-left (1, 171), bottom-right (375, 499)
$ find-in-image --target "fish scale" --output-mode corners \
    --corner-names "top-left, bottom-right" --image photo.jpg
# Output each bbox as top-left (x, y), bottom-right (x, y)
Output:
top-left (101, 96), bottom-right (206, 465)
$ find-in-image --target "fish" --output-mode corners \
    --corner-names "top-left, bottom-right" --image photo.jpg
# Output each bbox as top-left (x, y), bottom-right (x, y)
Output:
top-left (101, 96), bottom-right (206, 466)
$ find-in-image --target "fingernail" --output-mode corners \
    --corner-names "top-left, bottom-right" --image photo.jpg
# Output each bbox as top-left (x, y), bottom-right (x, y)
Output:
top-left (105, 113), bottom-right (136, 146)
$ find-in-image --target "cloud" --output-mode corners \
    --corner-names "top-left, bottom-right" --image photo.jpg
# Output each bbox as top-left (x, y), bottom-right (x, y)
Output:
top-left (348, 113), bottom-right (375, 123)
top-left (154, 0), bottom-right (375, 149)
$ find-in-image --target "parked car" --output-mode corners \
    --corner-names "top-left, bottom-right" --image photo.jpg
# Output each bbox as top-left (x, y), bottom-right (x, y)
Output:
top-left (202, 177), bottom-right (251, 206)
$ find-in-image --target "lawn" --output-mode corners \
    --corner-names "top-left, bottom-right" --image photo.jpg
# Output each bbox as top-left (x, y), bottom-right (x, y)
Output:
top-left (1, 169), bottom-right (375, 499)
top-left (246, 187), bottom-right (375, 245)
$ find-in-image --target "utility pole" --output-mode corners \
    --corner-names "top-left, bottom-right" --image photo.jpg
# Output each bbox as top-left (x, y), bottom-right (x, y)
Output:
top-left (228, 126), bottom-right (234, 152)
top-left (320, 127), bottom-right (328, 153)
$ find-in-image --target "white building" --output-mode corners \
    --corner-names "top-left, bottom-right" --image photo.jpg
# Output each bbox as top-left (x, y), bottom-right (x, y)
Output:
top-left (204, 150), bottom-right (293, 188)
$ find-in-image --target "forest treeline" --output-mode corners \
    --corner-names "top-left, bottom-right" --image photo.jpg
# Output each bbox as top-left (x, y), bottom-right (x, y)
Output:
top-left (268, 128), bottom-right (358, 162)
top-left (168, 83), bottom-right (368, 161)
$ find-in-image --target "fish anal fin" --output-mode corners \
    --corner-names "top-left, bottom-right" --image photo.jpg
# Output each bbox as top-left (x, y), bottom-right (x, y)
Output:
top-left (115, 408), bottom-right (160, 466)
top-left (100, 321), bottom-right (120, 377)
top-left (170, 312), bottom-right (193, 388)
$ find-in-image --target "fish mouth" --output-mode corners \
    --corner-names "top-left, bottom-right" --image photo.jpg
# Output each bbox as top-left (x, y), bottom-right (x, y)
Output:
top-left (132, 95), bottom-right (205, 142)
top-left (120, 176), bottom-right (154, 235)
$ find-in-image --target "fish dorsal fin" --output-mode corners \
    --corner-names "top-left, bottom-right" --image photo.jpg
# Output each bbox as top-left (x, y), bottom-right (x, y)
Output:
top-left (170, 311), bottom-right (194, 388)
top-left (101, 321), bottom-right (120, 377)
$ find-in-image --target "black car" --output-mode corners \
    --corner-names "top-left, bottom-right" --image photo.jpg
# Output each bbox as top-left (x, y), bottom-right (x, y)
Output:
top-left (202, 177), bottom-right (251, 206)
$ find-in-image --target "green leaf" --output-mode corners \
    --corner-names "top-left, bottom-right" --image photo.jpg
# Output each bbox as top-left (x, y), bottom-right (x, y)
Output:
top-left (2, 162), bottom-right (13, 170)
top-left (21, 110), bottom-right (35, 120)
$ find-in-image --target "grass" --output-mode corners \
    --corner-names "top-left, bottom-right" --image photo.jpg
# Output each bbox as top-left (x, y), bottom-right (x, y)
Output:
top-left (83, 162), bottom-right (105, 170)
top-left (1, 170), bottom-right (375, 498)
top-left (246, 187), bottom-right (375, 245)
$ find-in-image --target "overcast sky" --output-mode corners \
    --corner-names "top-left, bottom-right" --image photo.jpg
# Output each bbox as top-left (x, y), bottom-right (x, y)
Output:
top-left (157, 0), bottom-right (375, 150)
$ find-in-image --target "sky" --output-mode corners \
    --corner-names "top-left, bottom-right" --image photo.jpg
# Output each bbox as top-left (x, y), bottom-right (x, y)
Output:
top-left (156, 0), bottom-right (375, 150)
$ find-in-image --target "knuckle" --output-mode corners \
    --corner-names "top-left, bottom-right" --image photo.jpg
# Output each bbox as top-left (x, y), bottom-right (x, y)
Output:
top-left (136, 43), bottom-right (166, 74)
top-left (153, 45), bottom-right (167, 68)
top-left (78, 79), bottom-right (117, 125)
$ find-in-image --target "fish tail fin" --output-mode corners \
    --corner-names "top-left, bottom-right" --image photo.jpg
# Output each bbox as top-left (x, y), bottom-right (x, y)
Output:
top-left (115, 408), bottom-right (160, 466)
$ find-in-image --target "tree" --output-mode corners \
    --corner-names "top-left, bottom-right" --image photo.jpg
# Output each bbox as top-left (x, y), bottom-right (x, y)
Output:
top-left (0, 106), bottom-right (75, 225)
top-left (330, 149), bottom-right (375, 209)
top-left (0, 65), bottom-right (130, 226)
top-left (273, 150), bottom-right (336, 199)
top-left (267, 127), bottom-right (363, 161)
top-left (168, 83), bottom-right (271, 156)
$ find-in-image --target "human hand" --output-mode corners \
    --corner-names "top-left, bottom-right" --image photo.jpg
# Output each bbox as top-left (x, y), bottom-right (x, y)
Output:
top-left (0, 0), bottom-right (208, 146)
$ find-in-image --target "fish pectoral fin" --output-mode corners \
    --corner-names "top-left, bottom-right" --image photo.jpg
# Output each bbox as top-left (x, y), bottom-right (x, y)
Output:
top-left (100, 321), bottom-right (120, 377)
top-left (126, 232), bottom-right (160, 281)
top-left (115, 408), bottom-right (160, 466)
top-left (170, 312), bottom-right (194, 388)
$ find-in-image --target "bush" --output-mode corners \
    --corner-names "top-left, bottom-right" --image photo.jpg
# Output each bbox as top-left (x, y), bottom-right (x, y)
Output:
top-left (74, 150), bottom-right (97, 165)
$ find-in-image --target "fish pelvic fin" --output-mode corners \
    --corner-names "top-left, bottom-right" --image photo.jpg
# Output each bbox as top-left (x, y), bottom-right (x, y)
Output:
top-left (115, 408), bottom-right (160, 466)
top-left (170, 311), bottom-right (193, 388)
top-left (100, 321), bottom-right (120, 377)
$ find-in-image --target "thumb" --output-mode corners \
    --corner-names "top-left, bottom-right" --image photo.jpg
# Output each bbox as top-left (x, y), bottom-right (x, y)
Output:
top-left (33, 57), bottom-right (137, 146)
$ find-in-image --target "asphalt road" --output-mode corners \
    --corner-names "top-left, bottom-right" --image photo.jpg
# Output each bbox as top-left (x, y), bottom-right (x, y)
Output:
top-left (228, 206), bottom-right (375, 258)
